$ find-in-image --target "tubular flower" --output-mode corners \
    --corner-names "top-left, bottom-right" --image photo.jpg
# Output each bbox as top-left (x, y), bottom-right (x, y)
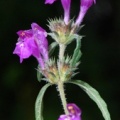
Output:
top-left (13, 23), bottom-right (48, 69)
top-left (58, 103), bottom-right (82, 120)
top-left (31, 23), bottom-right (48, 61)
top-left (45, 0), bottom-right (71, 25)
top-left (61, 0), bottom-right (71, 24)
top-left (75, 0), bottom-right (96, 26)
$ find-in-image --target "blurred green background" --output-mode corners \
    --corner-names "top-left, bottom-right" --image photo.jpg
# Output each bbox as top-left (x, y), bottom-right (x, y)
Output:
top-left (0, 0), bottom-right (120, 120)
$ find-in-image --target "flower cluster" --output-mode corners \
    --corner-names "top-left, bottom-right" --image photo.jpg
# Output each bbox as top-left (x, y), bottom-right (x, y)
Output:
top-left (13, 23), bottom-right (48, 70)
top-left (46, 0), bottom-right (96, 45)
top-left (45, 0), bottom-right (96, 26)
top-left (13, 0), bottom-right (96, 72)
top-left (13, 0), bottom-right (96, 120)
top-left (58, 103), bottom-right (82, 120)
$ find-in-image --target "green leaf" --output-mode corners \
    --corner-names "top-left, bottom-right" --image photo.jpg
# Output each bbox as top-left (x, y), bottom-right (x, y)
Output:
top-left (68, 80), bottom-right (111, 120)
top-left (35, 83), bottom-right (51, 120)
top-left (49, 42), bottom-right (58, 56)
top-left (37, 65), bottom-right (42, 82)
top-left (70, 35), bottom-right (82, 67)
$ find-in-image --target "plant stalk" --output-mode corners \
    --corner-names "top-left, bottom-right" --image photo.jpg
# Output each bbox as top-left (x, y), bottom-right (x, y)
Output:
top-left (59, 44), bottom-right (66, 62)
top-left (57, 81), bottom-right (69, 114)
top-left (57, 43), bottom-right (68, 114)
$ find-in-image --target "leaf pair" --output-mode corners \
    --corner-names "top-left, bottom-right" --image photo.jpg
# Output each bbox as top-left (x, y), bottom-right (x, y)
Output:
top-left (35, 80), bottom-right (111, 120)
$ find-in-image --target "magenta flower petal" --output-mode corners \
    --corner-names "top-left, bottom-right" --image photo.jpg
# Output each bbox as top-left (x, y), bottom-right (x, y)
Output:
top-left (58, 114), bottom-right (81, 120)
top-left (15, 29), bottom-right (38, 61)
top-left (13, 40), bottom-right (32, 63)
top-left (58, 103), bottom-right (82, 120)
top-left (25, 37), bottom-right (40, 59)
top-left (45, 0), bottom-right (71, 24)
top-left (67, 103), bottom-right (81, 116)
top-left (31, 23), bottom-right (48, 61)
top-left (81, 0), bottom-right (96, 9)
top-left (61, 0), bottom-right (71, 24)
top-left (75, 0), bottom-right (96, 26)
top-left (31, 23), bottom-right (47, 34)
top-left (17, 30), bottom-right (33, 39)
top-left (13, 30), bottom-right (34, 63)
top-left (45, 0), bottom-right (56, 4)
top-left (58, 114), bottom-right (76, 120)
top-left (31, 23), bottom-right (48, 46)
top-left (13, 23), bottom-right (49, 70)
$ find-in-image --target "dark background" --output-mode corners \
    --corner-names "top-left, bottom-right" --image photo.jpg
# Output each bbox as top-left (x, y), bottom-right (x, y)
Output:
top-left (0, 0), bottom-right (120, 120)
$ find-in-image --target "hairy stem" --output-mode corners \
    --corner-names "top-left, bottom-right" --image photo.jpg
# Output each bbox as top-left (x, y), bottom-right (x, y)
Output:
top-left (59, 44), bottom-right (66, 62)
top-left (57, 44), bottom-right (68, 114)
top-left (57, 81), bottom-right (69, 114)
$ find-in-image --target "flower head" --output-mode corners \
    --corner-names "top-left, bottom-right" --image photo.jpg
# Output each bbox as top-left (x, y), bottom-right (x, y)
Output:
top-left (13, 23), bottom-right (49, 69)
top-left (58, 103), bottom-right (82, 120)
top-left (13, 30), bottom-right (33, 63)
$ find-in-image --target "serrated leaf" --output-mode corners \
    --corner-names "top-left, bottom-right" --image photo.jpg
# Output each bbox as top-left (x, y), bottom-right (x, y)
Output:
top-left (68, 80), bottom-right (111, 120)
top-left (48, 42), bottom-right (58, 56)
top-left (70, 35), bottom-right (82, 67)
top-left (35, 83), bottom-right (51, 120)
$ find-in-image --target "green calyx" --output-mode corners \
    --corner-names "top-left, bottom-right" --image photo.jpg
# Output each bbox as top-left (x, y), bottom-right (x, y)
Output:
top-left (41, 57), bottom-right (79, 84)
top-left (47, 18), bottom-right (79, 45)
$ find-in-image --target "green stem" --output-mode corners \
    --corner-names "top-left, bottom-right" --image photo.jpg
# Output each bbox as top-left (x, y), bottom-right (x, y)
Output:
top-left (59, 44), bottom-right (66, 62)
top-left (57, 81), bottom-right (69, 115)
top-left (57, 43), bottom-right (68, 114)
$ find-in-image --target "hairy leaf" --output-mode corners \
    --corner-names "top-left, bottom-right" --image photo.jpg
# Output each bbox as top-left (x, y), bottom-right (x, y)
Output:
top-left (35, 83), bottom-right (51, 120)
top-left (69, 80), bottom-right (111, 120)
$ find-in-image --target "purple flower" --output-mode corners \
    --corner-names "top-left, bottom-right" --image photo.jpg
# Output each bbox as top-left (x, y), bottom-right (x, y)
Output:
top-left (31, 23), bottom-right (48, 61)
top-left (81, 0), bottom-right (96, 9)
top-left (45, 0), bottom-right (56, 4)
top-left (75, 0), bottom-right (96, 26)
top-left (13, 23), bottom-right (48, 69)
top-left (13, 30), bottom-right (33, 63)
top-left (45, 0), bottom-right (71, 25)
top-left (13, 40), bottom-right (32, 63)
top-left (61, 0), bottom-right (71, 24)
top-left (58, 103), bottom-right (82, 120)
